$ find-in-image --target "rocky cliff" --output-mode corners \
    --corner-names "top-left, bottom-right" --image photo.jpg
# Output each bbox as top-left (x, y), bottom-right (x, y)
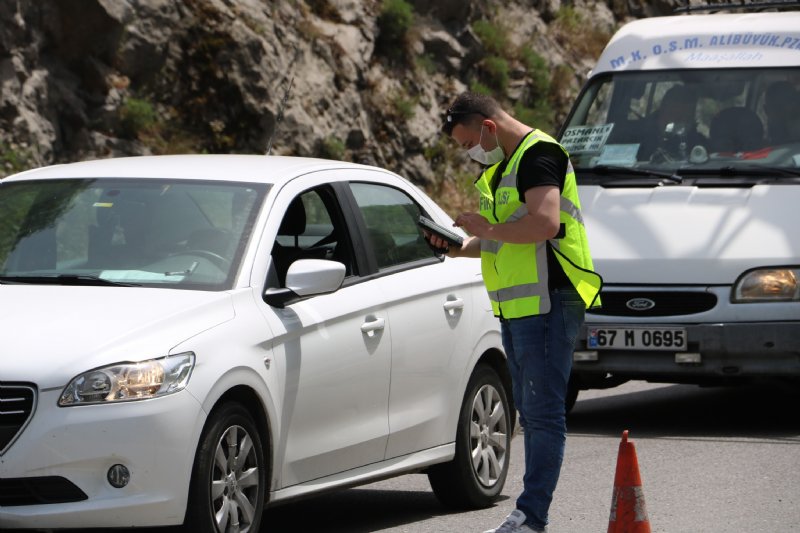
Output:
top-left (0, 0), bottom-right (678, 208)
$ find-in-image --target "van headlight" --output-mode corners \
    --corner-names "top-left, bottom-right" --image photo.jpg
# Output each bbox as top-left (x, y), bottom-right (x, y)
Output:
top-left (732, 268), bottom-right (799, 302)
top-left (59, 353), bottom-right (195, 406)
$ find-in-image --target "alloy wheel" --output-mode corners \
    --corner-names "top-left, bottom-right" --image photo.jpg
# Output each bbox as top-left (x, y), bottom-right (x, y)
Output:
top-left (210, 425), bottom-right (260, 533)
top-left (469, 383), bottom-right (508, 487)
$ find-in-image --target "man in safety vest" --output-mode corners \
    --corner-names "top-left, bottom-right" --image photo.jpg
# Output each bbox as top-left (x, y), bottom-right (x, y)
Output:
top-left (431, 92), bottom-right (602, 533)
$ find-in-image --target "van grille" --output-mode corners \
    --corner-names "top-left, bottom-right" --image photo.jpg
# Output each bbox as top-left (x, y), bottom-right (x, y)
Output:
top-left (589, 290), bottom-right (717, 317)
top-left (0, 384), bottom-right (36, 455)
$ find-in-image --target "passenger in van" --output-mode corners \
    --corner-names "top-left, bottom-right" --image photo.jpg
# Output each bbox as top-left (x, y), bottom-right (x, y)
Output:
top-left (638, 85), bottom-right (706, 162)
top-left (764, 81), bottom-right (800, 145)
top-left (708, 106), bottom-right (764, 154)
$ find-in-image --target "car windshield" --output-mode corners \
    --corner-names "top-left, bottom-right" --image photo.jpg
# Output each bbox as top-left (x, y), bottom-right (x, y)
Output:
top-left (0, 178), bottom-right (267, 290)
top-left (560, 67), bottom-right (800, 180)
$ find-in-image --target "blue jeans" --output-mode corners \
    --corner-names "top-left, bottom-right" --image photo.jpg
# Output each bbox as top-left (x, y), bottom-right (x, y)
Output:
top-left (500, 287), bottom-right (585, 530)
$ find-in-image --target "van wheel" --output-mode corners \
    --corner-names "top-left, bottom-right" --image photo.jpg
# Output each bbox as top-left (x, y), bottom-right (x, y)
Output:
top-left (185, 402), bottom-right (266, 533)
top-left (428, 364), bottom-right (512, 509)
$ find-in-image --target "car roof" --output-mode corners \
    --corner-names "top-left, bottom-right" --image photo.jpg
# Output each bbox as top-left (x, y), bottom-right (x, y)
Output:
top-left (3, 154), bottom-right (388, 184)
top-left (592, 12), bottom-right (800, 76)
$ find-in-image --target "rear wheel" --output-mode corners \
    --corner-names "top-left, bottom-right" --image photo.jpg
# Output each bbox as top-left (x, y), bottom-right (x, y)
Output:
top-left (428, 364), bottom-right (512, 509)
top-left (184, 402), bottom-right (266, 533)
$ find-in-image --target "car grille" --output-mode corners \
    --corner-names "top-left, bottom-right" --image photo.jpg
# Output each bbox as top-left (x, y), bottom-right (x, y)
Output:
top-left (0, 476), bottom-right (88, 506)
top-left (0, 383), bottom-right (36, 455)
top-left (589, 290), bottom-right (718, 317)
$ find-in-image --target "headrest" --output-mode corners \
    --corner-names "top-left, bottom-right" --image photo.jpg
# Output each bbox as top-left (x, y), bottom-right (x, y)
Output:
top-left (709, 107), bottom-right (764, 153)
top-left (278, 197), bottom-right (306, 236)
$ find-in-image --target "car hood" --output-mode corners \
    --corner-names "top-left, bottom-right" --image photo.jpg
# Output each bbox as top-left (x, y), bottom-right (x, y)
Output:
top-left (579, 184), bottom-right (800, 285)
top-left (1, 286), bottom-right (235, 388)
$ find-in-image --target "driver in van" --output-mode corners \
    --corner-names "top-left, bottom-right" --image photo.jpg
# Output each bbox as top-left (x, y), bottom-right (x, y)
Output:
top-left (638, 84), bottom-right (706, 162)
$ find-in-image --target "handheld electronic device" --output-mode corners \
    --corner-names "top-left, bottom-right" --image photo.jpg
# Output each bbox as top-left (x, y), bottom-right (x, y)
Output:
top-left (417, 215), bottom-right (463, 248)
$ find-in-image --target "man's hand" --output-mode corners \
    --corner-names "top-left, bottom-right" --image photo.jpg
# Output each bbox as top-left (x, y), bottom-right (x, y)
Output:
top-left (422, 230), bottom-right (451, 256)
top-left (454, 212), bottom-right (492, 239)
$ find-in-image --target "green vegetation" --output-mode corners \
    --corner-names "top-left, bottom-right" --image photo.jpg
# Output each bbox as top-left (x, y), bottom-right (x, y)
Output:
top-left (469, 80), bottom-right (494, 97)
top-left (319, 135), bottom-right (346, 160)
top-left (513, 102), bottom-right (553, 133)
top-left (1, 141), bottom-right (36, 177)
top-left (553, 6), bottom-right (612, 59)
top-left (482, 56), bottom-right (509, 92)
top-left (521, 49), bottom-right (550, 97)
top-left (390, 89), bottom-right (417, 120)
top-left (375, 0), bottom-right (414, 62)
top-left (414, 54), bottom-right (437, 75)
top-left (471, 19), bottom-right (509, 57)
top-left (555, 5), bottom-right (582, 31)
top-left (118, 97), bottom-right (157, 139)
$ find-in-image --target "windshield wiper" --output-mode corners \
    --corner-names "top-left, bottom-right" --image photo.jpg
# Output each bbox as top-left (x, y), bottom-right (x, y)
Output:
top-left (585, 165), bottom-right (683, 183)
top-left (718, 165), bottom-right (800, 178)
top-left (0, 275), bottom-right (139, 287)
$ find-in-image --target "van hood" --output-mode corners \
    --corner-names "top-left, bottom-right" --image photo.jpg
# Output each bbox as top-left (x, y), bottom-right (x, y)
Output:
top-left (578, 184), bottom-right (800, 285)
top-left (1, 286), bottom-right (235, 388)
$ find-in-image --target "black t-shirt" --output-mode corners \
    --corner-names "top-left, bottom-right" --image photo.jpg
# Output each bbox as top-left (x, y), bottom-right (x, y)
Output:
top-left (489, 134), bottom-right (572, 289)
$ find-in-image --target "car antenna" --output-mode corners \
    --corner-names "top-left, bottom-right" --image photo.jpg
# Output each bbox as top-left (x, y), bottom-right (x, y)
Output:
top-left (266, 45), bottom-right (299, 155)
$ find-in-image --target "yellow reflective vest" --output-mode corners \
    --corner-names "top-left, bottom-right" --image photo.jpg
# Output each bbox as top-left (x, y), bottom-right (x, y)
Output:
top-left (476, 129), bottom-right (602, 318)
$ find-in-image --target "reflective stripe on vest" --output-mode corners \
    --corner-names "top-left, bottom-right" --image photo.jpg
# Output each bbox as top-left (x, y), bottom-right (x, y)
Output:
top-left (477, 130), bottom-right (602, 318)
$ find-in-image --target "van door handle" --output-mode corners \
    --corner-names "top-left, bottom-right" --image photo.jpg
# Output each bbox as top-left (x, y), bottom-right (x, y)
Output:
top-left (361, 316), bottom-right (385, 336)
top-left (443, 298), bottom-right (464, 315)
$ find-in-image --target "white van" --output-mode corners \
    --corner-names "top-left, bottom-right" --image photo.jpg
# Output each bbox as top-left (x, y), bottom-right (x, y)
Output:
top-left (559, 7), bottom-right (800, 408)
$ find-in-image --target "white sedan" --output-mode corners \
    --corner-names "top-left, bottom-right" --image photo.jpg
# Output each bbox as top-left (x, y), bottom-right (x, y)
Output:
top-left (0, 155), bottom-right (512, 532)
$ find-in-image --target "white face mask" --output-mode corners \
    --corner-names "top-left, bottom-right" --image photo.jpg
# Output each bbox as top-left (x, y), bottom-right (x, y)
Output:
top-left (467, 125), bottom-right (504, 165)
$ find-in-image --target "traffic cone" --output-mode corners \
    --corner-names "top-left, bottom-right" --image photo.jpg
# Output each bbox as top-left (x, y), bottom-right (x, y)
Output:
top-left (608, 430), bottom-right (651, 533)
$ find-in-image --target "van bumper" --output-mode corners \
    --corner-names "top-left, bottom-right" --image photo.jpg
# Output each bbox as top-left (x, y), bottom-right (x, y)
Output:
top-left (572, 321), bottom-right (800, 383)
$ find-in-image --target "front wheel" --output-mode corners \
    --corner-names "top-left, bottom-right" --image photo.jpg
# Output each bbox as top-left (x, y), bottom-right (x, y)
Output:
top-left (428, 364), bottom-right (512, 509)
top-left (184, 402), bottom-right (266, 533)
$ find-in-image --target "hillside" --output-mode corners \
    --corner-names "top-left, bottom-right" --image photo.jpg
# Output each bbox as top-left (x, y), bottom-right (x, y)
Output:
top-left (0, 0), bottom-right (679, 211)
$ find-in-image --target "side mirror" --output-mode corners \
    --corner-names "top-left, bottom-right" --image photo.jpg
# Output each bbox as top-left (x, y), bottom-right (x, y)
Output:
top-left (263, 259), bottom-right (346, 308)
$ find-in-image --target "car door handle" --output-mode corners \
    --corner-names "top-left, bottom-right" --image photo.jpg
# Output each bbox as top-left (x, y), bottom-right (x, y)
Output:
top-left (443, 298), bottom-right (464, 315)
top-left (360, 316), bottom-right (385, 336)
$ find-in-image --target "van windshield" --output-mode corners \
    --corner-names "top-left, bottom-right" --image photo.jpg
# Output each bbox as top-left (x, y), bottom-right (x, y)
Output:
top-left (560, 68), bottom-right (800, 177)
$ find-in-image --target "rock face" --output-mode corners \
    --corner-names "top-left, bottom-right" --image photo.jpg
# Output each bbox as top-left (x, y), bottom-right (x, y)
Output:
top-left (0, 0), bottom-right (678, 187)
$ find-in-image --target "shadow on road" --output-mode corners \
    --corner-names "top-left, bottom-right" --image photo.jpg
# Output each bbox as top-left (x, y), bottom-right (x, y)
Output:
top-left (263, 487), bottom-right (496, 532)
top-left (567, 381), bottom-right (800, 440)
top-left (16, 489), bottom-right (503, 533)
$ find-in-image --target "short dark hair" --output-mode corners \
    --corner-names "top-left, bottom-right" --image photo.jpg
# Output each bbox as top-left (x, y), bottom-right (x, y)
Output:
top-left (442, 92), bottom-right (501, 135)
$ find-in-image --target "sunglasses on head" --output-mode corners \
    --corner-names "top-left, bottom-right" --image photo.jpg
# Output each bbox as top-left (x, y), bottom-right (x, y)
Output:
top-left (445, 109), bottom-right (487, 123)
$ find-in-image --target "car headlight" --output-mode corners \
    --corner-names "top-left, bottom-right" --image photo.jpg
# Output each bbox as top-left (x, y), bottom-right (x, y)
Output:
top-left (59, 352), bottom-right (195, 406)
top-left (732, 268), bottom-right (799, 302)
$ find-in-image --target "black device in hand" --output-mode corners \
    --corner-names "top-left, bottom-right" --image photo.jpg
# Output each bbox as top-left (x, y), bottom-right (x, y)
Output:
top-left (418, 215), bottom-right (463, 249)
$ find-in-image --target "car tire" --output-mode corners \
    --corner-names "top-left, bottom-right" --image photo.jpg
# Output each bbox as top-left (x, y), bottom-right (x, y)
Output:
top-left (565, 375), bottom-right (580, 415)
top-left (427, 364), bottom-right (512, 509)
top-left (184, 402), bottom-right (266, 533)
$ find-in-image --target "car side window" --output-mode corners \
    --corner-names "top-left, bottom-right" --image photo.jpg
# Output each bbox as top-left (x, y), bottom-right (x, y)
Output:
top-left (349, 182), bottom-right (430, 270)
top-left (270, 187), bottom-right (353, 287)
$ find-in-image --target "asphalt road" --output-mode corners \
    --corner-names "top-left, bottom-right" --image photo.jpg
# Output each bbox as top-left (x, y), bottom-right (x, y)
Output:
top-left (262, 380), bottom-right (800, 533)
top-left (13, 380), bottom-right (800, 532)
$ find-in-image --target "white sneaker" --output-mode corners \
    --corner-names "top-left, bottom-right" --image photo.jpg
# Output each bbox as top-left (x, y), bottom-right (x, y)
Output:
top-left (483, 509), bottom-right (544, 533)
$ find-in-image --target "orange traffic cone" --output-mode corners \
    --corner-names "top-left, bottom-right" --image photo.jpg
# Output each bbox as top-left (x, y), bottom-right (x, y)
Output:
top-left (608, 430), bottom-right (651, 533)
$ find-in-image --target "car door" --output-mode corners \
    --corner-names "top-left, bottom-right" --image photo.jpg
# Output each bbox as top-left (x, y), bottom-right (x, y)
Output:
top-left (347, 181), bottom-right (478, 459)
top-left (255, 182), bottom-right (392, 488)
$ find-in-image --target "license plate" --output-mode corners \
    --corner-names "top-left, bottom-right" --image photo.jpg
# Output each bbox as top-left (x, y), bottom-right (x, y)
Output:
top-left (587, 326), bottom-right (687, 351)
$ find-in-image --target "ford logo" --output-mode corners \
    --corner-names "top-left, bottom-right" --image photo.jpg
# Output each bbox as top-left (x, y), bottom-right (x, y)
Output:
top-left (626, 298), bottom-right (656, 311)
